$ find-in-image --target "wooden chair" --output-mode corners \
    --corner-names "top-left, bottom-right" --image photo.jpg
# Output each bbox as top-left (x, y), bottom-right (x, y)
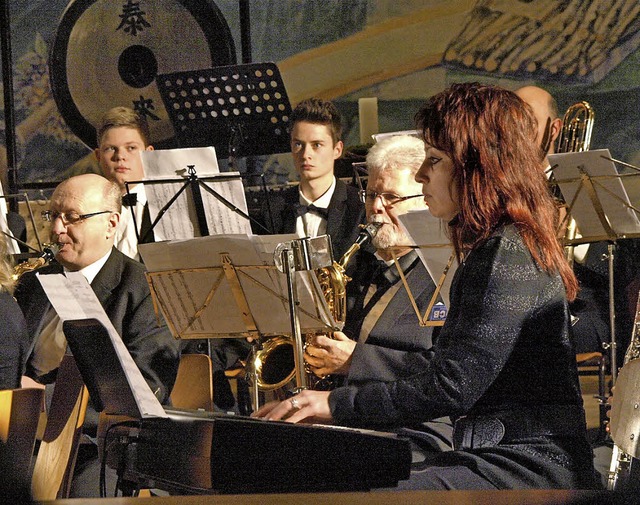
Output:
top-left (170, 353), bottom-right (214, 411)
top-left (31, 355), bottom-right (89, 501)
top-left (0, 387), bottom-right (44, 484)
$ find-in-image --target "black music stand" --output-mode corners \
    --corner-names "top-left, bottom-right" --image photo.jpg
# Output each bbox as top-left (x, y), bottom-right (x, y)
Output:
top-left (156, 62), bottom-right (292, 163)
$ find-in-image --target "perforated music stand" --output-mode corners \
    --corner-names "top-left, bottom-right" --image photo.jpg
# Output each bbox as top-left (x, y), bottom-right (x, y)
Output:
top-left (156, 62), bottom-right (292, 161)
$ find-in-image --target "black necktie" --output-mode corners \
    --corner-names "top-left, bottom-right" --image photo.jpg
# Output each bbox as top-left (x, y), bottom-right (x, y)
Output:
top-left (294, 203), bottom-right (329, 220)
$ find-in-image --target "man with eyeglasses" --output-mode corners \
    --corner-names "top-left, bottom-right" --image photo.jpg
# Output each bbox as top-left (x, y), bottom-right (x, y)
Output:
top-left (14, 174), bottom-right (180, 496)
top-left (305, 134), bottom-right (452, 452)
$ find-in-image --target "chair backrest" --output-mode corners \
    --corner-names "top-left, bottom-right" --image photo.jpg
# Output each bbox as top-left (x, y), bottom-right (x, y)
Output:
top-left (0, 388), bottom-right (44, 484)
top-left (31, 355), bottom-right (89, 501)
top-left (170, 353), bottom-right (214, 411)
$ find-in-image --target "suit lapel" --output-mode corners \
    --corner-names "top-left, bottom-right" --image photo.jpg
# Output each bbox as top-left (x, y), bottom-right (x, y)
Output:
top-left (90, 248), bottom-right (123, 305)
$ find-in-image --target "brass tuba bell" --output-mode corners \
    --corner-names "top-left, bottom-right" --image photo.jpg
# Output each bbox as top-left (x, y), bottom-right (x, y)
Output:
top-left (557, 101), bottom-right (594, 154)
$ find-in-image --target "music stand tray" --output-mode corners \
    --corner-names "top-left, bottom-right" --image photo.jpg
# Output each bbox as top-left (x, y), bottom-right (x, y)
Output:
top-left (156, 62), bottom-right (292, 158)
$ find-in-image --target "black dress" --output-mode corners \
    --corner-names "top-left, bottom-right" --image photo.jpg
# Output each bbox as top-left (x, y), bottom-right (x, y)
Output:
top-left (329, 224), bottom-right (601, 490)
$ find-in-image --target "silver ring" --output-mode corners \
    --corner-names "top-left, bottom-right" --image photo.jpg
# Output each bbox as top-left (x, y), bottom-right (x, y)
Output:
top-left (290, 397), bottom-right (300, 410)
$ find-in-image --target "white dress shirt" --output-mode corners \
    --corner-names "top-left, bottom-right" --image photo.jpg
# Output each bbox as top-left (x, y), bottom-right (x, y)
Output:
top-left (295, 177), bottom-right (336, 239)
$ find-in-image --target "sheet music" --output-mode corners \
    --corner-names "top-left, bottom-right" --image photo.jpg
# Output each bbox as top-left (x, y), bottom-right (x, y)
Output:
top-left (141, 147), bottom-right (251, 239)
top-left (139, 234), bottom-right (334, 338)
top-left (549, 149), bottom-right (640, 238)
top-left (398, 209), bottom-right (456, 307)
top-left (36, 272), bottom-right (167, 418)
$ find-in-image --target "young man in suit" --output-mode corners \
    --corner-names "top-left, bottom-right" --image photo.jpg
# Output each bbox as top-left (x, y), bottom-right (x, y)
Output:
top-left (263, 97), bottom-right (365, 260)
top-left (94, 106), bottom-right (156, 260)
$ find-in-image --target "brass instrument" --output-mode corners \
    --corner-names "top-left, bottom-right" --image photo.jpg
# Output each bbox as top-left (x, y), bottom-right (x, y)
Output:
top-left (11, 243), bottom-right (60, 281)
top-left (247, 222), bottom-right (382, 392)
top-left (556, 101), bottom-right (595, 265)
top-left (607, 288), bottom-right (640, 490)
top-left (557, 101), bottom-right (594, 154)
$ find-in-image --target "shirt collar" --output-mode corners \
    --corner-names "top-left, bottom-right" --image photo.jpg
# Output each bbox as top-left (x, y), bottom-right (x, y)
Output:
top-left (299, 176), bottom-right (336, 208)
top-left (64, 248), bottom-right (112, 284)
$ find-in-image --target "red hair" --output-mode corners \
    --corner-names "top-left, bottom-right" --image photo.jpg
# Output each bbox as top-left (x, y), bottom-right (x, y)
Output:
top-left (415, 83), bottom-right (578, 301)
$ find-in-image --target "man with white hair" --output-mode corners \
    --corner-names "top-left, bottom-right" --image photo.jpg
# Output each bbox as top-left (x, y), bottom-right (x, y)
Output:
top-left (304, 135), bottom-right (452, 451)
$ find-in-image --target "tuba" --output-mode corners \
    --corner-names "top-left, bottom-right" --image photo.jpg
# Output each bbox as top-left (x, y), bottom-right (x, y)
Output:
top-left (556, 101), bottom-right (595, 265)
top-left (11, 243), bottom-right (60, 281)
top-left (246, 222), bottom-right (381, 393)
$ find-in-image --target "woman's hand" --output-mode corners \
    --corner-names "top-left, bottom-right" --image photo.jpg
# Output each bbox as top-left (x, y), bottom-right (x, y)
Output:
top-left (305, 332), bottom-right (356, 377)
top-left (252, 389), bottom-right (333, 424)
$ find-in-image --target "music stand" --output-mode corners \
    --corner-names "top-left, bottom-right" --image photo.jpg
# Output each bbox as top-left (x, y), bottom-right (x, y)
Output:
top-left (397, 209), bottom-right (457, 326)
top-left (156, 62), bottom-right (292, 162)
top-left (139, 234), bottom-right (336, 409)
top-left (549, 149), bottom-right (640, 383)
top-left (125, 168), bottom-right (269, 243)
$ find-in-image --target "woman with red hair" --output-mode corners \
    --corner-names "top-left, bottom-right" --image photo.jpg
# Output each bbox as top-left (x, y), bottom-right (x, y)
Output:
top-left (256, 83), bottom-right (601, 490)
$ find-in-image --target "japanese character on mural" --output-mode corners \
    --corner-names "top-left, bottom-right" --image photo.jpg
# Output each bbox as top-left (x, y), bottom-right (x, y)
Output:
top-left (133, 96), bottom-right (160, 121)
top-left (117, 0), bottom-right (151, 37)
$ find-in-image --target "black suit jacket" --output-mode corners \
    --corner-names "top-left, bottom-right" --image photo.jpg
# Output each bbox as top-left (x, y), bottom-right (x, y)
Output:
top-left (343, 250), bottom-right (440, 383)
top-left (260, 179), bottom-right (366, 261)
top-left (14, 247), bottom-right (180, 404)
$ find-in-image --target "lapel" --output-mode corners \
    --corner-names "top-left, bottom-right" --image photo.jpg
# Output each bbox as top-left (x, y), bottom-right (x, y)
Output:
top-left (326, 179), bottom-right (347, 240)
top-left (90, 248), bottom-right (123, 306)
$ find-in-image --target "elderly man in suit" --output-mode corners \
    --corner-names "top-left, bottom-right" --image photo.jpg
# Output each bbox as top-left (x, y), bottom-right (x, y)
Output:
top-left (304, 134), bottom-right (452, 452)
top-left (14, 173), bottom-right (180, 497)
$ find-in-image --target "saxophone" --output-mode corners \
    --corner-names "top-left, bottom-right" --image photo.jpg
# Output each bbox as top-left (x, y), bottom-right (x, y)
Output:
top-left (607, 287), bottom-right (640, 490)
top-left (247, 222), bottom-right (382, 393)
top-left (11, 243), bottom-right (60, 281)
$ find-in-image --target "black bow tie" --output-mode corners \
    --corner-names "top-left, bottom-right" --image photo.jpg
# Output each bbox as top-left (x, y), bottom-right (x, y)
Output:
top-left (294, 203), bottom-right (329, 220)
top-left (122, 193), bottom-right (138, 207)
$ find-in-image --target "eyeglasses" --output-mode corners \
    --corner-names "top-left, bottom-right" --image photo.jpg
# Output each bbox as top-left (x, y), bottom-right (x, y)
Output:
top-left (359, 190), bottom-right (423, 206)
top-left (41, 210), bottom-right (112, 226)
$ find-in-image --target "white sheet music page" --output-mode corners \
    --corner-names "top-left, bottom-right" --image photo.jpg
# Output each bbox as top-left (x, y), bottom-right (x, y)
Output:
top-left (141, 146), bottom-right (251, 239)
top-left (36, 271), bottom-right (167, 418)
top-left (549, 149), bottom-right (640, 238)
top-left (398, 209), bottom-right (456, 307)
